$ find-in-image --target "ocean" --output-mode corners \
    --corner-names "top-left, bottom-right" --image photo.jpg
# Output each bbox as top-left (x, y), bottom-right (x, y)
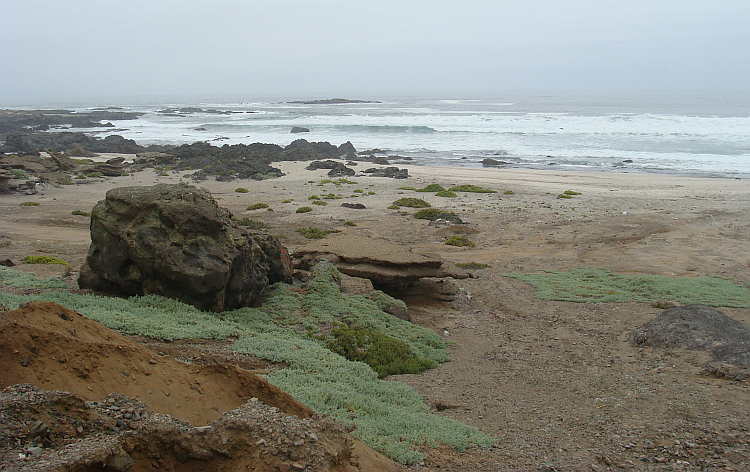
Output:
top-left (81, 91), bottom-right (750, 177)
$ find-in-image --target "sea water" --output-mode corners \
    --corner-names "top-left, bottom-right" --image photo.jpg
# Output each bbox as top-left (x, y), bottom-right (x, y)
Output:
top-left (80, 91), bottom-right (750, 177)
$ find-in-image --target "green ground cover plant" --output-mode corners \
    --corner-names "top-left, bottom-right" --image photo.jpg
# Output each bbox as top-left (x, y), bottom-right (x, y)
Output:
top-left (296, 227), bottom-right (328, 239)
top-left (21, 256), bottom-right (72, 267)
top-left (236, 217), bottom-right (268, 230)
top-left (311, 200), bottom-right (327, 206)
top-left (435, 190), bottom-right (457, 197)
top-left (343, 221), bottom-right (357, 226)
top-left (396, 186), bottom-right (418, 191)
top-left (0, 267), bottom-right (69, 289)
top-left (557, 193), bottom-right (573, 199)
top-left (416, 184), bottom-right (446, 193)
top-left (325, 327), bottom-right (435, 378)
top-left (87, 172), bottom-right (104, 178)
top-left (71, 210), bottom-right (90, 216)
top-left (235, 187), bottom-right (249, 193)
top-left (20, 202), bottom-right (39, 206)
top-left (0, 264), bottom-right (493, 464)
top-left (392, 198), bottom-right (431, 208)
top-left (503, 190), bottom-right (515, 195)
top-left (448, 185), bottom-right (496, 193)
top-left (246, 203), bottom-right (269, 210)
top-left (445, 236), bottom-right (475, 247)
top-left (503, 268), bottom-right (750, 307)
top-left (295, 206), bottom-right (313, 213)
top-left (413, 208), bottom-right (458, 220)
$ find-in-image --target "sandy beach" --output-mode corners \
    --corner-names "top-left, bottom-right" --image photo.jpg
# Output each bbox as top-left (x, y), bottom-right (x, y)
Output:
top-left (2, 161), bottom-right (750, 470)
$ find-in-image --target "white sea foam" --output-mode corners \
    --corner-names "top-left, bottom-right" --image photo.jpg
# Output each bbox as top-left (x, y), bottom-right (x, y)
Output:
top-left (80, 92), bottom-right (749, 176)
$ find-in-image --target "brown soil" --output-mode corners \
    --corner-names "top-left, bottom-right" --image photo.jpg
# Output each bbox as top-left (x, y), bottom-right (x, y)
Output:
top-left (0, 301), bottom-right (401, 472)
top-left (2, 164), bottom-right (750, 471)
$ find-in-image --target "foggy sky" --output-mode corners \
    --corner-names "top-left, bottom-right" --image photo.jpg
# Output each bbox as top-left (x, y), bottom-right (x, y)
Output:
top-left (1, 0), bottom-right (748, 106)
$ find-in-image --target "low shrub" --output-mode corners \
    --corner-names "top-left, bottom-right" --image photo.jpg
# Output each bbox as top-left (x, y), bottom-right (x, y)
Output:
top-left (71, 210), bottom-right (90, 216)
top-left (312, 200), bottom-right (327, 206)
top-left (504, 190), bottom-right (515, 195)
top-left (343, 221), bottom-right (357, 227)
top-left (326, 327), bottom-right (435, 379)
top-left (557, 193), bottom-right (573, 199)
top-left (397, 186), bottom-right (418, 191)
top-left (445, 236), bottom-right (475, 247)
top-left (235, 187), bottom-right (249, 193)
top-left (236, 217), bottom-right (268, 230)
top-left (296, 227), bottom-right (328, 239)
top-left (86, 172), bottom-right (104, 178)
top-left (416, 184), bottom-right (446, 193)
top-left (308, 195), bottom-right (321, 200)
top-left (296, 206), bottom-right (313, 213)
top-left (414, 208), bottom-right (457, 220)
top-left (21, 256), bottom-right (72, 267)
top-left (20, 202), bottom-right (40, 206)
top-left (387, 205), bottom-right (400, 210)
top-left (563, 190), bottom-right (581, 195)
top-left (322, 193), bottom-right (343, 200)
top-left (75, 174), bottom-right (87, 179)
top-left (392, 198), bottom-right (431, 208)
top-left (11, 169), bottom-right (29, 179)
top-left (448, 185), bottom-right (497, 193)
top-left (435, 190), bottom-right (457, 197)
top-left (247, 203), bottom-right (270, 210)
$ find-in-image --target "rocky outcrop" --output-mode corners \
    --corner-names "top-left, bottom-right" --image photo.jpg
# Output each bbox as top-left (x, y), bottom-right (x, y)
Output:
top-left (363, 166), bottom-right (409, 179)
top-left (306, 160), bottom-right (355, 177)
top-left (482, 158), bottom-right (510, 167)
top-left (78, 183), bottom-right (292, 312)
top-left (290, 126), bottom-right (310, 133)
top-left (292, 234), bottom-right (468, 291)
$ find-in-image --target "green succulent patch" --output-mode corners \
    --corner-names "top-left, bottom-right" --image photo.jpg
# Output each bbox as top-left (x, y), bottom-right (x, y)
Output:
top-left (21, 256), bottom-right (72, 267)
top-left (0, 264), bottom-right (493, 464)
top-left (416, 184), bottom-right (446, 193)
top-left (296, 227), bottom-right (328, 239)
top-left (246, 203), bottom-right (269, 210)
top-left (392, 198), bottom-right (431, 208)
top-left (445, 236), bottom-right (475, 247)
top-left (504, 268), bottom-right (750, 307)
top-left (414, 208), bottom-right (458, 220)
top-left (435, 190), bottom-right (457, 197)
top-left (0, 267), bottom-right (69, 289)
top-left (448, 185), bottom-right (497, 193)
top-left (325, 327), bottom-right (435, 379)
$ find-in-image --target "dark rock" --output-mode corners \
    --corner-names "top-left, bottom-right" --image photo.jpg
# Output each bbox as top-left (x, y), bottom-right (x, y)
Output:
top-left (90, 157), bottom-right (127, 177)
top-left (282, 139), bottom-right (340, 161)
top-left (290, 127), bottom-right (310, 133)
top-left (78, 183), bottom-right (292, 312)
top-left (0, 259), bottom-right (15, 267)
top-left (341, 203), bottom-right (366, 209)
top-left (630, 305), bottom-right (750, 371)
top-left (337, 141), bottom-right (357, 158)
top-left (482, 158), bottom-right (509, 167)
top-left (363, 167), bottom-right (408, 179)
top-left (46, 150), bottom-right (79, 172)
top-left (306, 160), bottom-right (355, 177)
top-left (372, 157), bottom-right (390, 165)
top-left (65, 143), bottom-right (98, 158)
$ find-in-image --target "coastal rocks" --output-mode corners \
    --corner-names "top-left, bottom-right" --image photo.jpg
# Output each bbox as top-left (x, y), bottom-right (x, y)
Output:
top-left (292, 234), bottom-right (468, 292)
top-left (341, 202), bottom-right (366, 209)
top-left (363, 166), bottom-right (409, 179)
top-left (482, 158), bottom-right (510, 167)
top-left (290, 127), bottom-right (310, 133)
top-left (630, 305), bottom-right (750, 379)
top-left (78, 183), bottom-right (292, 312)
top-left (282, 139), bottom-right (340, 161)
top-left (305, 160), bottom-right (355, 177)
top-left (337, 141), bottom-right (358, 159)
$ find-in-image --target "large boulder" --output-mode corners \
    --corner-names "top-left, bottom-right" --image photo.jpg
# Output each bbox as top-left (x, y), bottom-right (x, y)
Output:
top-left (78, 183), bottom-right (292, 311)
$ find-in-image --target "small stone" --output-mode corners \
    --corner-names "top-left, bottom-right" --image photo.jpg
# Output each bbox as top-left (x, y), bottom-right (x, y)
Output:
top-left (26, 446), bottom-right (43, 457)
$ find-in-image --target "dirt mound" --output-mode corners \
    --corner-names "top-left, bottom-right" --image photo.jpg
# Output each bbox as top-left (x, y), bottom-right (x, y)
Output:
top-left (0, 384), bottom-right (359, 472)
top-left (0, 301), bottom-right (310, 425)
top-left (0, 301), bottom-right (403, 472)
top-left (630, 304), bottom-right (750, 379)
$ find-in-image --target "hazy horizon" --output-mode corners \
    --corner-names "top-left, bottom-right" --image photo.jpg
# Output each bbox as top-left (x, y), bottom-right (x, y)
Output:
top-left (2, 1), bottom-right (748, 107)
